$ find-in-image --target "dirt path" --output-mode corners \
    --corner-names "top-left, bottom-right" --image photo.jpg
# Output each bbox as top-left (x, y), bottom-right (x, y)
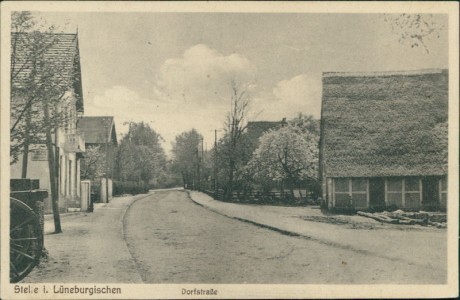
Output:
top-left (124, 190), bottom-right (446, 284)
top-left (23, 195), bottom-right (147, 283)
top-left (190, 191), bottom-right (447, 272)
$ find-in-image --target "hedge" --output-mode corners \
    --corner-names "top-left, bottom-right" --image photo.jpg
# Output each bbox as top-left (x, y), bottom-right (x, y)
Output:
top-left (113, 181), bottom-right (149, 196)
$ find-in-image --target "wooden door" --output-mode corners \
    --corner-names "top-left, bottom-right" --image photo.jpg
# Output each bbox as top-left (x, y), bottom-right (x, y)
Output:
top-left (369, 178), bottom-right (385, 210)
top-left (422, 176), bottom-right (439, 210)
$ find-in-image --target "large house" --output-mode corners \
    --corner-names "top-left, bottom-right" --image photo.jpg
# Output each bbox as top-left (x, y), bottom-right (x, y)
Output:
top-left (10, 32), bottom-right (86, 213)
top-left (319, 69), bottom-right (448, 211)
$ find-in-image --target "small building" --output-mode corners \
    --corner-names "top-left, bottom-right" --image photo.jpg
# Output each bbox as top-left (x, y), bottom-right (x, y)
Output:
top-left (319, 69), bottom-right (448, 211)
top-left (246, 118), bottom-right (287, 153)
top-left (77, 116), bottom-right (117, 148)
top-left (77, 116), bottom-right (117, 202)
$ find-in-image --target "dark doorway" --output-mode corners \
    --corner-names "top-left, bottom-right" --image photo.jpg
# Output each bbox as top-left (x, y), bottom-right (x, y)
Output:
top-left (422, 176), bottom-right (439, 211)
top-left (369, 178), bottom-right (385, 210)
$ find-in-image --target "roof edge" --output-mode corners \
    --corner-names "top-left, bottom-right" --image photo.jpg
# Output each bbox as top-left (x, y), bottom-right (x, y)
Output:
top-left (323, 68), bottom-right (447, 78)
top-left (80, 116), bottom-right (114, 119)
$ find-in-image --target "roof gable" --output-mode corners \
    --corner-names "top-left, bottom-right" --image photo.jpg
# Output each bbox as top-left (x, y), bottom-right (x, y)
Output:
top-left (320, 69), bottom-right (448, 177)
top-left (11, 32), bottom-right (84, 112)
top-left (247, 120), bottom-right (286, 139)
top-left (77, 116), bottom-right (117, 145)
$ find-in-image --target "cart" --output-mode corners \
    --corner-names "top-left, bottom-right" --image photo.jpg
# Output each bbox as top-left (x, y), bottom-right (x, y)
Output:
top-left (10, 179), bottom-right (47, 283)
top-left (10, 197), bottom-right (43, 282)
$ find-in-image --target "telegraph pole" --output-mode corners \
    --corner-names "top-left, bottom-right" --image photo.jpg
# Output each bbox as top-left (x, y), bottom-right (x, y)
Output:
top-left (104, 118), bottom-right (110, 203)
top-left (196, 146), bottom-right (200, 191)
top-left (214, 129), bottom-right (218, 194)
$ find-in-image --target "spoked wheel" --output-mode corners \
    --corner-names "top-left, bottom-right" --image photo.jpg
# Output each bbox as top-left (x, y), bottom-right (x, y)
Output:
top-left (10, 197), bottom-right (43, 283)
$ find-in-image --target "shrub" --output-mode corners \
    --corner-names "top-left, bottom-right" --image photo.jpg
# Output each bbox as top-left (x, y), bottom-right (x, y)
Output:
top-left (113, 181), bottom-right (149, 196)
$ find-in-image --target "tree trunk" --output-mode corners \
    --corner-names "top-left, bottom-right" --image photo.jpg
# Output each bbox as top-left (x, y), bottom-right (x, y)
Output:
top-left (227, 159), bottom-right (235, 200)
top-left (181, 172), bottom-right (186, 189)
top-left (289, 180), bottom-right (295, 202)
top-left (21, 139), bottom-right (29, 178)
top-left (43, 97), bottom-right (62, 234)
top-left (20, 109), bottom-right (32, 178)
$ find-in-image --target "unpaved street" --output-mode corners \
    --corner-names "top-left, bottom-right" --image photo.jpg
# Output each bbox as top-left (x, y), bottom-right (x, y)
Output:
top-left (23, 189), bottom-right (446, 284)
top-left (23, 195), bottom-right (147, 283)
top-left (124, 190), bottom-right (446, 284)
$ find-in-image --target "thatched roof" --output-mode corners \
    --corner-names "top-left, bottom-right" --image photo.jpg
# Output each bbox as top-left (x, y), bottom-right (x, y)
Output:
top-left (77, 116), bottom-right (117, 145)
top-left (320, 69), bottom-right (448, 178)
top-left (11, 32), bottom-right (84, 112)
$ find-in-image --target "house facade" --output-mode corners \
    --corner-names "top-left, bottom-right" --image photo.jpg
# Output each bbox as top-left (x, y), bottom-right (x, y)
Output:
top-left (10, 32), bottom-right (85, 213)
top-left (77, 116), bottom-right (117, 203)
top-left (77, 116), bottom-right (117, 149)
top-left (319, 69), bottom-right (448, 211)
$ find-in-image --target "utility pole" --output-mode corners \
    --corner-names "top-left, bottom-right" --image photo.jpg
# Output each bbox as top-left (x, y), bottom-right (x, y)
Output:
top-left (201, 137), bottom-right (204, 190)
top-left (104, 118), bottom-right (110, 203)
top-left (214, 129), bottom-right (218, 194)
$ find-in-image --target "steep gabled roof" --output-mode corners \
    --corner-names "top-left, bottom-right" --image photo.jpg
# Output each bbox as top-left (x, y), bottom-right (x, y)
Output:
top-left (77, 116), bottom-right (117, 145)
top-left (11, 32), bottom-right (84, 112)
top-left (246, 119), bottom-right (287, 153)
top-left (246, 119), bottom-right (286, 140)
top-left (320, 69), bottom-right (448, 178)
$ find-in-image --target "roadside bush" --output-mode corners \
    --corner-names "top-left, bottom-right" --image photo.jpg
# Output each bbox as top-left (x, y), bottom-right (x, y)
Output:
top-left (113, 181), bottom-right (149, 196)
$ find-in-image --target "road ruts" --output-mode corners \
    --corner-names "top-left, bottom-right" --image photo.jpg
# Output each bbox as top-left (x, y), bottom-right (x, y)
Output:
top-left (123, 190), bottom-right (445, 284)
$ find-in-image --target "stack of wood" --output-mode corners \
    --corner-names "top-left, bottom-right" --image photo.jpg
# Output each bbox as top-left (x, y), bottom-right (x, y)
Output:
top-left (357, 210), bottom-right (447, 228)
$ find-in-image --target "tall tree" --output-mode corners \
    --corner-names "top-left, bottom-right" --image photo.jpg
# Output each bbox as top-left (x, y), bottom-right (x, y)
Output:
top-left (10, 12), bottom-right (79, 233)
top-left (115, 122), bottom-right (167, 184)
top-left (383, 14), bottom-right (444, 53)
top-left (247, 125), bottom-right (319, 198)
top-left (80, 145), bottom-right (106, 181)
top-left (10, 12), bottom-right (72, 167)
top-left (220, 81), bottom-right (251, 199)
top-left (289, 113), bottom-right (320, 136)
top-left (217, 133), bottom-right (254, 196)
top-left (171, 129), bottom-right (203, 188)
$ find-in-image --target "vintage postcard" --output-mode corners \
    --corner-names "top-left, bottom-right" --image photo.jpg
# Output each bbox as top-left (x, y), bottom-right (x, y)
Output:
top-left (1, 1), bottom-right (458, 299)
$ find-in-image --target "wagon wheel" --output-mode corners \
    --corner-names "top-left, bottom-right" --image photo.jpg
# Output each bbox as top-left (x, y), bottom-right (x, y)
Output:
top-left (10, 197), bottom-right (43, 283)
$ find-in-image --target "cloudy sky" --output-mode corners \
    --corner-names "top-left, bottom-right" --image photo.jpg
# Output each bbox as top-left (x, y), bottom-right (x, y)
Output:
top-left (32, 12), bottom-right (448, 154)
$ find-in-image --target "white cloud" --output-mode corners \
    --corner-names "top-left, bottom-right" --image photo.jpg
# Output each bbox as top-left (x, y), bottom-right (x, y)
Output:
top-left (255, 74), bottom-right (322, 120)
top-left (85, 84), bottom-right (229, 155)
top-left (86, 44), bottom-right (257, 155)
top-left (154, 44), bottom-right (256, 107)
top-left (85, 50), bottom-right (323, 156)
top-left (85, 85), bottom-right (158, 137)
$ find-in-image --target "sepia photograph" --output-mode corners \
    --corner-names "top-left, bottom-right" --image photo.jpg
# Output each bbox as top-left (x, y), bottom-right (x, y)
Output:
top-left (1, 1), bottom-right (458, 299)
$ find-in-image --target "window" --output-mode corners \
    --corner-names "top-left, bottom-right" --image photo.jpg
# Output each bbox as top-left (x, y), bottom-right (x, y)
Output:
top-left (333, 178), bottom-right (368, 208)
top-left (351, 178), bottom-right (368, 208)
top-left (404, 177), bottom-right (421, 208)
top-left (386, 178), bottom-right (403, 207)
top-left (385, 177), bottom-right (421, 209)
top-left (439, 177), bottom-right (447, 208)
top-left (334, 178), bottom-right (350, 207)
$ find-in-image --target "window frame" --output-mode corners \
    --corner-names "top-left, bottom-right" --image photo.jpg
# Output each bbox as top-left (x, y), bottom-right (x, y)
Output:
top-left (385, 177), bottom-right (422, 208)
top-left (439, 177), bottom-right (448, 207)
top-left (333, 178), bottom-right (369, 208)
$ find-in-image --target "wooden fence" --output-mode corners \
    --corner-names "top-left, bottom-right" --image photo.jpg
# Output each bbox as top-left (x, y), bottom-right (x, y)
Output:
top-left (201, 189), bottom-right (318, 206)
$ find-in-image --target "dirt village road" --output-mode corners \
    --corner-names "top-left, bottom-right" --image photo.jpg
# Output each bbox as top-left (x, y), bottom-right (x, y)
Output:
top-left (23, 189), bottom-right (446, 284)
